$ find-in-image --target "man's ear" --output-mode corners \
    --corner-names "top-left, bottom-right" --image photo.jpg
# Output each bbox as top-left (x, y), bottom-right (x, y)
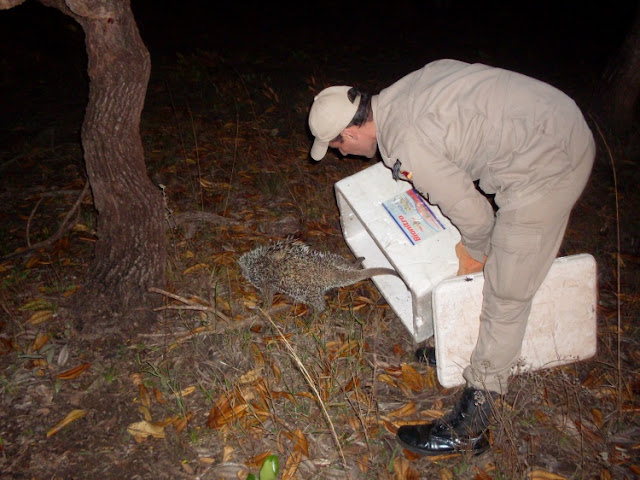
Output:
top-left (342, 125), bottom-right (358, 140)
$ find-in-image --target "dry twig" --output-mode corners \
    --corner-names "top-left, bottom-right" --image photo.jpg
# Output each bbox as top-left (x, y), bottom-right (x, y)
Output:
top-left (259, 307), bottom-right (350, 477)
top-left (591, 118), bottom-right (623, 409)
top-left (2, 181), bottom-right (90, 259)
top-left (171, 211), bottom-right (240, 239)
top-left (148, 286), bottom-right (232, 322)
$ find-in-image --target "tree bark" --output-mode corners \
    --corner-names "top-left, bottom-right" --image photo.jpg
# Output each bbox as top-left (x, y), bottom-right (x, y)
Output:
top-left (40, 0), bottom-right (166, 331)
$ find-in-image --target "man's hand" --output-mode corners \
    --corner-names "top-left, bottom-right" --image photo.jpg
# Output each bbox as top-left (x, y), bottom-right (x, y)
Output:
top-left (455, 242), bottom-right (486, 276)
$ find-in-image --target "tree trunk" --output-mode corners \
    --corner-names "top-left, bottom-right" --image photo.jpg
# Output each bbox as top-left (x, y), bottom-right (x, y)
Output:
top-left (41, 0), bottom-right (166, 332)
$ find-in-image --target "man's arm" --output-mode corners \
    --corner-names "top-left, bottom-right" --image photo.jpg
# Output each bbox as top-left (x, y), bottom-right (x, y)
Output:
top-left (397, 139), bottom-right (495, 263)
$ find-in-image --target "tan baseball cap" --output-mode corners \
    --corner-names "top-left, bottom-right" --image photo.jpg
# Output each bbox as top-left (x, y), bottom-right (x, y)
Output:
top-left (308, 86), bottom-right (360, 161)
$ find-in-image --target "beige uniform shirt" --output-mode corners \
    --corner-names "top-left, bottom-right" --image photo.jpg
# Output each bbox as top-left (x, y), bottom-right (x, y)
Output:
top-left (373, 59), bottom-right (590, 261)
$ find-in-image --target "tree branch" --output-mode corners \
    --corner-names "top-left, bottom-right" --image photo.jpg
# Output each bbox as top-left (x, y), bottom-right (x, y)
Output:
top-left (0, 0), bottom-right (27, 10)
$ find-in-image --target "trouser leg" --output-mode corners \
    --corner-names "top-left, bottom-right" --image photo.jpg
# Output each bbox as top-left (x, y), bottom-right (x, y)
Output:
top-left (463, 208), bottom-right (570, 394)
top-left (463, 138), bottom-right (594, 395)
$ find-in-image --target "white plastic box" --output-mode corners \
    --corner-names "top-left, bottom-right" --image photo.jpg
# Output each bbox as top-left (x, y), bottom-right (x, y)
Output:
top-left (335, 162), bottom-right (597, 387)
top-left (432, 254), bottom-right (597, 387)
top-left (335, 162), bottom-right (461, 343)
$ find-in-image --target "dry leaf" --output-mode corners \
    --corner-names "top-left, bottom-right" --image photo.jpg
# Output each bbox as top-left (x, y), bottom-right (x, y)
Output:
top-left (138, 405), bottom-right (153, 422)
top-left (26, 255), bottom-right (40, 268)
top-left (483, 462), bottom-right (496, 473)
top-left (182, 263), bottom-right (209, 275)
top-left (425, 453), bottom-right (461, 462)
top-left (239, 368), bottom-right (263, 384)
top-left (32, 333), bottom-right (50, 351)
top-left (222, 445), bottom-right (234, 462)
top-left (244, 404), bottom-right (270, 427)
top-left (392, 343), bottom-right (406, 356)
top-left (333, 340), bottom-right (359, 358)
top-left (56, 363), bottom-right (91, 380)
top-left (401, 363), bottom-right (429, 391)
top-left (574, 419), bottom-right (603, 444)
top-left (344, 376), bottom-right (360, 392)
top-left (127, 420), bottom-right (165, 442)
top-left (392, 457), bottom-right (410, 479)
top-left (27, 310), bottom-right (53, 325)
top-left (621, 404), bottom-right (640, 413)
top-left (158, 415), bottom-right (179, 428)
top-left (24, 358), bottom-right (47, 370)
top-left (396, 379), bottom-right (414, 397)
top-left (271, 390), bottom-right (294, 402)
top-left (263, 333), bottom-right (293, 345)
top-left (199, 178), bottom-right (214, 189)
top-left (347, 416), bottom-right (360, 430)
top-left (600, 468), bottom-right (613, 480)
top-left (527, 469), bottom-right (567, 480)
top-left (533, 409), bottom-right (549, 423)
top-left (62, 285), bottom-right (79, 297)
top-left (591, 408), bottom-right (604, 428)
top-left (402, 449), bottom-right (422, 461)
top-left (246, 451), bottom-right (272, 469)
top-left (382, 364), bottom-right (404, 377)
top-left (276, 430), bottom-right (287, 454)
top-left (296, 391), bottom-right (315, 401)
top-left (473, 467), bottom-right (493, 480)
top-left (0, 337), bottom-right (15, 355)
top-left (20, 299), bottom-right (51, 311)
top-left (153, 387), bottom-right (166, 404)
top-left (281, 451), bottom-right (302, 480)
top-left (139, 384), bottom-right (151, 408)
top-left (387, 402), bottom-right (417, 419)
top-left (420, 409), bottom-right (445, 419)
top-left (270, 362), bottom-right (282, 383)
top-left (47, 409), bottom-right (87, 438)
top-left (439, 468), bottom-right (454, 480)
top-left (380, 417), bottom-right (398, 434)
top-left (357, 453), bottom-right (369, 474)
top-left (207, 397), bottom-right (249, 429)
top-left (425, 367), bottom-right (438, 389)
top-left (291, 428), bottom-right (309, 457)
top-left (251, 343), bottom-right (265, 365)
top-left (173, 412), bottom-right (193, 434)
top-left (377, 373), bottom-right (397, 387)
top-left (57, 345), bottom-right (70, 366)
top-left (174, 385), bottom-right (196, 398)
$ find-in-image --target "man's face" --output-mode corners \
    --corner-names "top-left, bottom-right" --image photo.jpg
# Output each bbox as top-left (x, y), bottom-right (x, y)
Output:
top-left (328, 126), bottom-right (377, 158)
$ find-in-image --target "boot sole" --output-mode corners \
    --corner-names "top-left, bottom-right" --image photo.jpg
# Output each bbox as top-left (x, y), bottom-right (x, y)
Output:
top-left (397, 437), bottom-right (490, 457)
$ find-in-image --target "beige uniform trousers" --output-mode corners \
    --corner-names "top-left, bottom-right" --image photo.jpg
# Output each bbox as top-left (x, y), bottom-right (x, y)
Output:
top-left (462, 119), bottom-right (596, 395)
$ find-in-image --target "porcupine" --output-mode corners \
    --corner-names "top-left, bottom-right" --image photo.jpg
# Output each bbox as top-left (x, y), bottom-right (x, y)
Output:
top-left (238, 238), bottom-right (399, 312)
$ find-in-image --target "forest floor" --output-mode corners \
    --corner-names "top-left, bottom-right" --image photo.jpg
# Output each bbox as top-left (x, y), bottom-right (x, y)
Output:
top-left (1, 3), bottom-right (640, 480)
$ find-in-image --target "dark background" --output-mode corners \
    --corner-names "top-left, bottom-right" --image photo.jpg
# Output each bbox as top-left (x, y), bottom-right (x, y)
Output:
top-left (1, 1), bottom-right (638, 150)
top-left (0, 4), bottom-right (639, 478)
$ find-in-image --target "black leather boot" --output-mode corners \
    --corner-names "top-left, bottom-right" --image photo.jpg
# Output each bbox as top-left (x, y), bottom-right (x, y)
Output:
top-left (396, 387), bottom-right (498, 456)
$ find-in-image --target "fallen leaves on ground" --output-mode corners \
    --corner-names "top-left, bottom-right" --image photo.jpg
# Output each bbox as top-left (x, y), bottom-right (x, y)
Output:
top-left (47, 409), bottom-right (87, 438)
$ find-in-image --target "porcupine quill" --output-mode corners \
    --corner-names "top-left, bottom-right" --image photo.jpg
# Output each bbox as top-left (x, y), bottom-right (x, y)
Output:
top-left (238, 238), bottom-right (399, 312)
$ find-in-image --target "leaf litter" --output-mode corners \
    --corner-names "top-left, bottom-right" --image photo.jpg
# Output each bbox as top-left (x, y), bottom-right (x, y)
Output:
top-left (0, 42), bottom-right (639, 480)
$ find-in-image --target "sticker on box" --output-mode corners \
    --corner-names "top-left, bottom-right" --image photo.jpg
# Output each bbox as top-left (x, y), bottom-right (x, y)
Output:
top-left (382, 189), bottom-right (445, 244)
